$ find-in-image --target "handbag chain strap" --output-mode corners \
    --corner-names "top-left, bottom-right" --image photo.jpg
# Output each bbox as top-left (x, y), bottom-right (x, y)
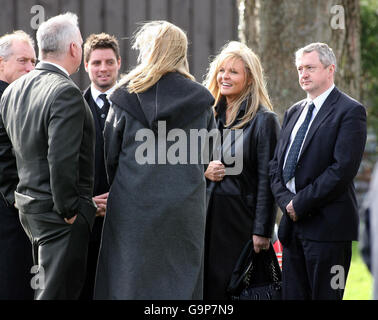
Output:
top-left (243, 253), bottom-right (280, 287)
top-left (244, 262), bottom-right (253, 287)
top-left (270, 260), bottom-right (280, 283)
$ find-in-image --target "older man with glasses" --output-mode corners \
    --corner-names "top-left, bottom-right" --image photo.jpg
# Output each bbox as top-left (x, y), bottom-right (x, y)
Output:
top-left (270, 42), bottom-right (367, 300)
top-left (0, 30), bottom-right (36, 300)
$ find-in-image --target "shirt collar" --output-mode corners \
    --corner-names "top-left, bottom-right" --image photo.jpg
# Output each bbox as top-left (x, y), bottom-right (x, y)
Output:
top-left (307, 83), bottom-right (335, 112)
top-left (40, 61), bottom-right (70, 77)
top-left (91, 83), bottom-right (117, 104)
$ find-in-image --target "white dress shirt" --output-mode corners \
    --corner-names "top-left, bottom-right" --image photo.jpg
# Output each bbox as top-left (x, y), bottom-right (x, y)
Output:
top-left (90, 84), bottom-right (116, 109)
top-left (283, 84), bottom-right (335, 193)
top-left (41, 61), bottom-right (70, 77)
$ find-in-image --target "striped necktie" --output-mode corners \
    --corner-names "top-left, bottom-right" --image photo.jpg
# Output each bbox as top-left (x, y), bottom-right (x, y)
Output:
top-left (282, 102), bottom-right (315, 184)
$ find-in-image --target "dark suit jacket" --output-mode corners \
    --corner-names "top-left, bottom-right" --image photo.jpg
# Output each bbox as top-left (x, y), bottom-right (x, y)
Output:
top-left (83, 87), bottom-right (109, 244)
top-left (0, 80), bottom-right (33, 300)
top-left (0, 80), bottom-right (18, 205)
top-left (0, 62), bottom-right (96, 224)
top-left (83, 87), bottom-right (110, 196)
top-left (269, 87), bottom-right (367, 245)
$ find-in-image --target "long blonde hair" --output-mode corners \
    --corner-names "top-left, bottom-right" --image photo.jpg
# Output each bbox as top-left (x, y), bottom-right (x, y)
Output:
top-left (120, 21), bottom-right (194, 93)
top-left (204, 41), bottom-right (273, 129)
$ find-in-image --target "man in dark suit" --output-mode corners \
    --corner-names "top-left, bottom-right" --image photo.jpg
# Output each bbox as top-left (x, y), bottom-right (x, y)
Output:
top-left (269, 42), bottom-right (367, 300)
top-left (0, 13), bottom-right (96, 300)
top-left (81, 33), bottom-right (121, 300)
top-left (0, 30), bottom-right (36, 300)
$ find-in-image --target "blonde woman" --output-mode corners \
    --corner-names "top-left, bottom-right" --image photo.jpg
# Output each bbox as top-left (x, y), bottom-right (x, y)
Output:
top-left (94, 21), bottom-right (215, 299)
top-left (203, 41), bottom-right (280, 299)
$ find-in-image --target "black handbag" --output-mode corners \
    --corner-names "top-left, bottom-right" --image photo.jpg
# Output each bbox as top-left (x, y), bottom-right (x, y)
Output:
top-left (227, 239), bottom-right (282, 300)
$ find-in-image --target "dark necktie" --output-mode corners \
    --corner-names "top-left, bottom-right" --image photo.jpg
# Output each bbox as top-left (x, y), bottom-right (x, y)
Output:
top-left (282, 102), bottom-right (315, 184)
top-left (98, 93), bottom-right (110, 129)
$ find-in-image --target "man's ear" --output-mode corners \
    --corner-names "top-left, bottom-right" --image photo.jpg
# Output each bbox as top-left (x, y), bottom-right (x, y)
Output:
top-left (0, 57), bottom-right (5, 73)
top-left (328, 64), bottom-right (336, 76)
top-left (70, 42), bottom-right (78, 58)
top-left (84, 60), bottom-right (88, 72)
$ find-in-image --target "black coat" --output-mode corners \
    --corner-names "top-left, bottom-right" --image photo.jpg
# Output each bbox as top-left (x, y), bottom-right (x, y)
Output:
top-left (0, 80), bottom-right (33, 299)
top-left (94, 72), bottom-right (216, 299)
top-left (0, 81), bottom-right (18, 204)
top-left (204, 98), bottom-right (280, 300)
top-left (269, 87), bottom-right (367, 245)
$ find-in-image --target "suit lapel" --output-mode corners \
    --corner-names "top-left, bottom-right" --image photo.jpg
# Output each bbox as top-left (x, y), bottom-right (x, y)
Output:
top-left (84, 87), bottom-right (102, 136)
top-left (298, 87), bottom-right (340, 160)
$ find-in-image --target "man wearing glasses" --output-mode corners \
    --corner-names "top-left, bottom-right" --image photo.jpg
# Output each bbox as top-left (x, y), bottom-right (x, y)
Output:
top-left (0, 30), bottom-right (36, 299)
top-left (270, 43), bottom-right (367, 300)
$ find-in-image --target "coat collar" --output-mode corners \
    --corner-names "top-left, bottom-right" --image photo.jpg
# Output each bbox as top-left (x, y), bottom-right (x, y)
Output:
top-left (215, 97), bottom-right (250, 128)
top-left (83, 86), bottom-right (103, 132)
top-left (110, 72), bottom-right (214, 132)
top-left (83, 86), bottom-right (91, 100)
top-left (0, 80), bottom-right (9, 94)
top-left (35, 62), bottom-right (70, 79)
top-left (298, 86), bottom-right (340, 159)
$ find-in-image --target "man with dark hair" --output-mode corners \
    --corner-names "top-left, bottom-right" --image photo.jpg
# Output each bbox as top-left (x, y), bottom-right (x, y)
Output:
top-left (0, 30), bottom-right (36, 300)
top-left (81, 33), bottom-right (121, 299)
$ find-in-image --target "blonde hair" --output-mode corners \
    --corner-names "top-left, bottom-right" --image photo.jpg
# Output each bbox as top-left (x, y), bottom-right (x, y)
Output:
top-left (120, 20), bottom-right (194, 93)
top-left (204, 41), bottom-right (273, 129)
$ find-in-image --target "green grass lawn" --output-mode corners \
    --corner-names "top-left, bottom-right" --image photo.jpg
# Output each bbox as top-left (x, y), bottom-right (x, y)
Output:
top-left (343, 241), bottom-right (373, 300)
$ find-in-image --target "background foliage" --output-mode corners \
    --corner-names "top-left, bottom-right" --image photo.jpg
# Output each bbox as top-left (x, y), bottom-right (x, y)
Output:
top-left (361, 0), bottom-right (378, 136)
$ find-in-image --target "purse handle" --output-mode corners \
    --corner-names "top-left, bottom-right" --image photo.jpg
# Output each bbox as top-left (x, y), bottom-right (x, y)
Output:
top-left (227, 239), bottom-right (281, 295)
top-left (244, 245), bottom-right (281, 288)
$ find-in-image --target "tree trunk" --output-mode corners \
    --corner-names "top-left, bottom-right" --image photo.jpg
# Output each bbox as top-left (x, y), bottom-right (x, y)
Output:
top-left (239, 0), bottom-right (361, 119)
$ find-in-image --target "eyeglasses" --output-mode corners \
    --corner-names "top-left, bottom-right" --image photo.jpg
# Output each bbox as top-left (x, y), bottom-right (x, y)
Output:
top-left (297, 65), bottom-right (329, 74)
top-left (16, 57), bottom-right (37, 66)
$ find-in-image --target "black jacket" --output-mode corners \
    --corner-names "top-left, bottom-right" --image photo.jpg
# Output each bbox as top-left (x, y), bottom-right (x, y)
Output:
top-left (0, 80), bottom-right (18, 205)
top-left (83, 87), bottom-right (110, 196)
top-left (208, 98), bottom-right (280, 237)
top-left (0, 63), bottom-right (96, 220)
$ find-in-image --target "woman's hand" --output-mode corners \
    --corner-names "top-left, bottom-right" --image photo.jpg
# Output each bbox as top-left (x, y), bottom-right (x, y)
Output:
top-left (252, 235), bottom-right (270, 253)
top-left (93, 192), bottom-right (109, 217)
top-left (205, 160), bottom-right (226, 182)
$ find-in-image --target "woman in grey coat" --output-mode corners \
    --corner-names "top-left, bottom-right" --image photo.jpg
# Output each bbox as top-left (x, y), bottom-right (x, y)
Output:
top-left (94, 21), bottom-right (216, 300)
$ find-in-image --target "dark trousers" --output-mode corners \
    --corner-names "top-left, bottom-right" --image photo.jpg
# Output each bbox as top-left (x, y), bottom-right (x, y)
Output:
top-left (0, 201), bottom-right (34, 300)
top-left (282, 235), bottom-right (352, 300)
top-left (79, 217), bottom-right (103, 300)
top-left (19, 210), bottom-right (91, 300)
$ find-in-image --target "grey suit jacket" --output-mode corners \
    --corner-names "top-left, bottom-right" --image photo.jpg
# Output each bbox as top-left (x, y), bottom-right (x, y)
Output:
top-left (0, 62), bottom-right (96, 221)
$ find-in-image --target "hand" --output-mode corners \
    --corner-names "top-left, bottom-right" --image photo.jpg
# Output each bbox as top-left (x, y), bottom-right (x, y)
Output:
top-left (64, 214), bottom-right (77, 224)
top-left (286, 200), bottom-right (298, 222)
top-left (253, 235), bottom-right (270, 253)
top-left (205, 160), bottom-right (226, 182)
top-left (93, 192), bottom-right (109, 217)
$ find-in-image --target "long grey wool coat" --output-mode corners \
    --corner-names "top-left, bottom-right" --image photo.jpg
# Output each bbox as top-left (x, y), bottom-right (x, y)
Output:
top-left (94, 72), bottom-right (216, 299)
